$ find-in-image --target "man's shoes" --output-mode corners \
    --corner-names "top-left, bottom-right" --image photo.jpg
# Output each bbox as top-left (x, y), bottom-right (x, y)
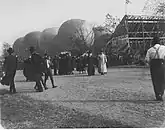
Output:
top-left (45, 87), bottom-right (48, 90)
top-left (9, 91), bottom-right (17, 94)
top-left (52, 86), bottom-right (58, 88)
top-left (156, 95), bottom-right (163, 101)
top-left (36, 89), bottom-right (43, 92)
top-left (34, 86), bottom-right (38, 90)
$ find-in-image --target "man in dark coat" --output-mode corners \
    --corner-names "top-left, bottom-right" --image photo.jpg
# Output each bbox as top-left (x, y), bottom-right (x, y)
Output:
top-left (58, 53), bottom-right (65, 75)
top-left (3, 47), bottom-right (17, 93)
top-left (29, 46), bottom-right (45, 92)
top-left (23, 57), bottom-right (33, 81)
top-left (87, 51), bottom-right (95, 76)
top-left (145, 36), bottom-right (165, 101)
top-left (52, 55), bottom-right (59, 75)
top-left (66, 52), bottom-right (72, 75)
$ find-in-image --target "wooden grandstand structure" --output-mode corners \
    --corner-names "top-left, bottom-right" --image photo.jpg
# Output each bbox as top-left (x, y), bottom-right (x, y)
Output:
top-left (106, 14), bottom-right (165, 64)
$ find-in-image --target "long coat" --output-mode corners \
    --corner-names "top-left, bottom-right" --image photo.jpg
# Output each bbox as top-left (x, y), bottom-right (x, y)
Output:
top-left (2, 54), bottom-right (17, 85)
top-left (23, 53), bottom-right (45, 81)
top-left (87, 55), bottom-right (95, 76)
top-left (98, 54), bottom-right (107, 73)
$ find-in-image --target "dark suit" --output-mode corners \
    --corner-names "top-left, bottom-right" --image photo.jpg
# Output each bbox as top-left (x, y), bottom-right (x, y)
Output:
top-left (52, 56), bottom-right (59, 75)
top-left (87, 55), bottom-right (95, 76)
top-left (4, 54), bottom-right (17, 93)
top-left (31, 52), bottom-right (44, 92)
top-left (150, 59), bottom-right (165, 100)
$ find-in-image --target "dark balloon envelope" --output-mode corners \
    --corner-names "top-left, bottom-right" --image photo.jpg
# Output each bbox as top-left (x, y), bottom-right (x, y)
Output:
top-left (23, 31), bottom-right (42, 50)
top-left (13, 20), bottom-right (96, 58)
top-left (52, 19), bottom-right (94, 54)
top-left (13, 28), bottom-right (59, 58)
top-left (92, 27), bottom-right (112, 55)
top-left (40, 27), bottom-right (58, 55)
top-left (13, 37), bottom-right (27, 58)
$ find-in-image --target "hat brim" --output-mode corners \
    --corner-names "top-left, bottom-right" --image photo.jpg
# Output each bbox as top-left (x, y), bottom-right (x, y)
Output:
top-left (7, 49), bottom-right (14, 53)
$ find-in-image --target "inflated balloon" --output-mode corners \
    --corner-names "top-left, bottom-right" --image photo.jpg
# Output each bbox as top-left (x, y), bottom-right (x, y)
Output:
top-left (92, 27), bottom-right (112, 55)
top-left (13, 31), bottom-right (42, 58)
top-left (23, 31), bottom-right (42, 50)
top-left (12, 37), bottom-right (28, 58)
top-left (40, 27), bottom-right (58, 55)
top-left (53, 19), bottom-right (94, 54)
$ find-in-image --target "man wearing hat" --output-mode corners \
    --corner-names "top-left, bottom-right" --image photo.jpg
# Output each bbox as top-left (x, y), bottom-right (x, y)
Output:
top-left (3, 47), bottom-right (17, 93)
top-left (29, 46), bottom-right (45, 92)
top-left (87, 50), bottom-right (95, 76)
top-left (145, 36), bottom-right (165, 101)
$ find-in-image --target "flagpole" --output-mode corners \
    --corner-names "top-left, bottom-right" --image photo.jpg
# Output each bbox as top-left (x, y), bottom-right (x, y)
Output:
top-left (125, 0), bottom-right (127, 15)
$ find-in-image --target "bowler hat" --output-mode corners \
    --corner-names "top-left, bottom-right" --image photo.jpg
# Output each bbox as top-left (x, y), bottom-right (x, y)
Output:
top-left (29, 46), bottom-right (35, 52)
top-left (7, 47), bottom-right (14, 54)
top-left (153, 36), bottom-right (160, 44)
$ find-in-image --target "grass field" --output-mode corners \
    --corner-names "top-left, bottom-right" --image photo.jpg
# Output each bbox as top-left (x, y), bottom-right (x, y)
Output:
top-left (0, 68), bottom-right (165, 128)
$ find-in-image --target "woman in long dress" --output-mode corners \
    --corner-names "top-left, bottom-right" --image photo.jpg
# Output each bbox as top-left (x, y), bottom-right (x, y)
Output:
top-left (98, 51), bottom-right (107, 75)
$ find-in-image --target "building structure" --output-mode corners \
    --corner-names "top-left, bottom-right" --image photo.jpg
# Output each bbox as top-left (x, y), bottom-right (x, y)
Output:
top-left (106, 15), bottom-right (165, 64)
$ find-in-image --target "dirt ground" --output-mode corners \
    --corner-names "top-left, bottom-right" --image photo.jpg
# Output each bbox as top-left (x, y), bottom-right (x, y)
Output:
top-left (0, 67), bottom-right (165, 128)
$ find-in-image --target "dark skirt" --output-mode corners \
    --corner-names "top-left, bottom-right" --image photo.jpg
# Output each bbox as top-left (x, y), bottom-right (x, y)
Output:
top-left (150, 59), bottom-right (165, 100)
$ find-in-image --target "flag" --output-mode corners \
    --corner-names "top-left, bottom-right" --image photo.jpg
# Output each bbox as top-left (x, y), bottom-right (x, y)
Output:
top-left (126, 0), bottom-right (132, 4)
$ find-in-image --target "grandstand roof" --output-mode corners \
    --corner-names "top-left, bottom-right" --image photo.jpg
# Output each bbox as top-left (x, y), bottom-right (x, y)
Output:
top-left (112, 15), bottom-right (165, 38)
top-left (126, 15), bottom-right (165, 21)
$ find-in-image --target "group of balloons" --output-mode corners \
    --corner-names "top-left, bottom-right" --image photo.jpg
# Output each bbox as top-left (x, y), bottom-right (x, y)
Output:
top-left (13, 19), bottom-right (111, 58)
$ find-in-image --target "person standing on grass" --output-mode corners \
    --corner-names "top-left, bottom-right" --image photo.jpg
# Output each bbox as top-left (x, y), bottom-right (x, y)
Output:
top-left (87, 51), bottom-right (95, 76)
top-left (98, 50), bottom-right (107, 75)
top-left (43, 53), bottom-right (58, 88)
top-left (145, 36), bottom-right (165, 101)
top-left (3, 47), bottom-right (17, 93)
top-left (52, 55), bottom-right (59, 75)
top-left (29, 46), bottom-right (45, 92)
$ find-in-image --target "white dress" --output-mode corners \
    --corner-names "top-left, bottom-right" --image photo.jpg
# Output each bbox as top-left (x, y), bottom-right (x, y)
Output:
top-left (98, 54), bottom-right (107, 73)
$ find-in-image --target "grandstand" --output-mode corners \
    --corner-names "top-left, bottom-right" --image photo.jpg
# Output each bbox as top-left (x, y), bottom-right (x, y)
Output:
top-left (106, 15), bottom-right (165, 64)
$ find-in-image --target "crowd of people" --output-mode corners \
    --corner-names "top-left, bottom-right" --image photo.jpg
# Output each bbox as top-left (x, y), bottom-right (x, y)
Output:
top-left (1, 36), bottom-right (165, 101)
top-left (0, 47), bottom-right (108, 93)
top-left (24, 50), bottom-right (108, 77)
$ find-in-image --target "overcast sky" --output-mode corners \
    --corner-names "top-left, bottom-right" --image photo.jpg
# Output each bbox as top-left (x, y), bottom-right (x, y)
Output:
top-left (0, 0), bottom-right (146, 45)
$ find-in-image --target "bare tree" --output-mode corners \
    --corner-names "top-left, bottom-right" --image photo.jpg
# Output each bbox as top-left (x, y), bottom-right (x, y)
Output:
top-left (103, 14), bottom-right (120, 33)
top-left (70, 24), bottom-right (94, 54)
top-left (0, 42), bottom-right (11, 60)
top-left (143, 0), bottom-right (165, 16)
top-left (155, 2), bottom-right (165, 15)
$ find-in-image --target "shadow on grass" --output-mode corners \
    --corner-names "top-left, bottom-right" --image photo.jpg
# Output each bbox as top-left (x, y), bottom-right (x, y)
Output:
top-left (0, 89), bottom-right (10, 95)
top-left (53, 99), bottom-right (163, 104)
top-left (15, 79), bottom-right (34, 83)
top-left (1, 94), bottom-right (133, 129)
top-left (0, 88), bottom-right (39, 95)
top-left (59, 73), bottom-right (101, 78)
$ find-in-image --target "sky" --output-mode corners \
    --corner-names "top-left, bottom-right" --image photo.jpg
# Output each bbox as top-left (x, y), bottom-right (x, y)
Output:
top-left (0, 0), bottom-right (147, 45)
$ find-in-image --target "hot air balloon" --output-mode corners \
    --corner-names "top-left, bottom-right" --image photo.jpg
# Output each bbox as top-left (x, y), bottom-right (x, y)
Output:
top-left (52, 19), bottom-right (94, 55)
top-left (92, 26), bottom-right (112, 55)
top-left (40, 27), bottom-right (58, 56)
top-left (23, 31), bottom-right (43, 55)
top-left (13, 37), bottom-right (25, 58)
